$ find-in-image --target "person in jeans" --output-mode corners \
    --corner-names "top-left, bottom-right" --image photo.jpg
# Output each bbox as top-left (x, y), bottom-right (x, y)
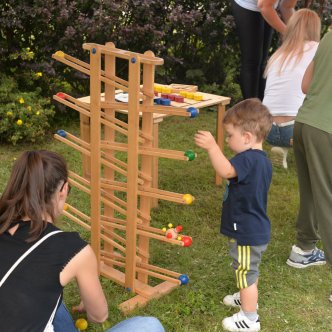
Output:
top-left (0, 150), bottom-right (164, 332)
top-left (195, 99), bottom-right (273, 332)
top-left (231, 0), bottom-right (297, 100)
top-left (263, 9), bottom-right (321, 168)
top-left (286, 30), bottom-right (332, 278)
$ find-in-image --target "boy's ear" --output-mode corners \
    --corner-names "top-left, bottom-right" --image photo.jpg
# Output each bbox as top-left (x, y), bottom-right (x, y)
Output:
top-left (243, 131), bottom-right (253, 144)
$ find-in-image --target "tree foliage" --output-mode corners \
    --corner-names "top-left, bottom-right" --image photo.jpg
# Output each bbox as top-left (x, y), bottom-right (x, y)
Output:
top-left (0, 0), bottom-right (330, 100)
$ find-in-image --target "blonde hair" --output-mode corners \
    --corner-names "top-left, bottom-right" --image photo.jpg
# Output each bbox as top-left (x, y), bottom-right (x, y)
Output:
top-left (264, 9), bottom-right (321, 76)
top-left (223, 98), bottom-right (272, 141)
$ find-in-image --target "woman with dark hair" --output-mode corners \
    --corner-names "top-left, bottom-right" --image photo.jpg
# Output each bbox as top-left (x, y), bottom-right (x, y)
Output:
top-left (0, 150), bottom-right (164, 332)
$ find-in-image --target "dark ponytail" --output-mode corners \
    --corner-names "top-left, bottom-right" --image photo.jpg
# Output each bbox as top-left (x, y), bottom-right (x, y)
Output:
top-left (0, 150), bottom-right (68, 242)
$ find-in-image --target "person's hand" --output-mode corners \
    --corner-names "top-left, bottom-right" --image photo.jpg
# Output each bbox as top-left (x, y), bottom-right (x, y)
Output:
top-left (194, 130), bottom-right (218, 151)
top-left (72, 300), bottom-right (85, 313)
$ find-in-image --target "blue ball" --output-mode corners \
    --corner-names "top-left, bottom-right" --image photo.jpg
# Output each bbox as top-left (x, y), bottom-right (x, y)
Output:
top-left (178, 274), bottom-right (189, 285)
top-left (187, 107), bottom-right (198, 118)
top-left (57, 129), bottom-right (67, 138)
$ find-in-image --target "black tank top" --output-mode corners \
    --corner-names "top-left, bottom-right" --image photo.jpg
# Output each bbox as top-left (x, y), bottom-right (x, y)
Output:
top-left (0, 221), bottom-right (87, 332)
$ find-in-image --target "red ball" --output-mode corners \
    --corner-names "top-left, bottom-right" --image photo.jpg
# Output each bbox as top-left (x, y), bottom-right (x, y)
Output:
top-left (56, 92), bottom-right (66, 99)
top-left (182, 236), bottom-right (192, 247)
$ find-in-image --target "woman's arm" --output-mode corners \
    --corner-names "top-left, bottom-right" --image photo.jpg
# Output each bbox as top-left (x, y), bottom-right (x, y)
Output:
top-left (60, 245), bottom-right (108, 323)
top-left (257, 0), bottom-right (296, 34)
top-left (279, 0), bottom-right (297, 23)
top-left (301, 61), bottom-right (314, 94)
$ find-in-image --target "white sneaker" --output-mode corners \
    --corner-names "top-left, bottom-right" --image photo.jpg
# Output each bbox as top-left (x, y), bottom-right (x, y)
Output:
top-left (270, 146), bottom-right (288, 169)
top-left (223, 292), bottom-right (259, 309)
top-left (222, 311), bottom-right (260, 332)
top-left (223, 292), bottom-right (241, 307)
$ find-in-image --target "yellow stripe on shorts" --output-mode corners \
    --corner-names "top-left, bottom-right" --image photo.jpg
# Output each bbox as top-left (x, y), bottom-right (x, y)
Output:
top-left (236, 246), bottom-right (250, 289)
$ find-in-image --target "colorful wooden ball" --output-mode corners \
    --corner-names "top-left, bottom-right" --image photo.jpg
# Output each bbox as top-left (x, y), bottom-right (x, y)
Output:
top-left (162, 227), bottom-right (167, 232)
top-left (63, 203), bottom-right (69, 211)
top-left (177, 235), bottom-right (182, 241)
top-left (184, 150), bottom-right (195, 161)
top-left (178, 274), bottom-right (189, 285)
top-left (182, 236), bottom-right (193, 247)
top-left (55, 51), bottom-right (65, 58)
top-left (168, 223), bottom-right (173, 228)
top-left (56, 92), bottom-right (66, 99)
top-left (187, 107), bottom-right (198, 118)
top-left (57, 129), bottom-right (67, 138)
top-left (182, 194), bottom-right (193, 205)
top-left (75, 318), bottom-right (88, 331)
top-left (166, 232), bottom-right (173, 239)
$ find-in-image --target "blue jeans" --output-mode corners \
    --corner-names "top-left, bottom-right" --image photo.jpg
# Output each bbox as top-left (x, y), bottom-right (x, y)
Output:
top-left (54, 302), bottom-right (165, 332)
top-left (266, 122), bottom-right (294, 147)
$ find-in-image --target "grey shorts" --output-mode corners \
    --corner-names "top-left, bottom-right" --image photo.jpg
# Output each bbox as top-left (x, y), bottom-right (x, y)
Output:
top-left (228, 238), bottom-right (268, 289)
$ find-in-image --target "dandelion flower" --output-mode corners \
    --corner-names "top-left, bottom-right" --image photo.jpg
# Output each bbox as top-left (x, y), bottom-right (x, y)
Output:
top-left (17, 119), bottom-right (23, 126)
top-left (7, 111), bottom-right (13, 116)
top-left (36, 111), bottom-right (40, 115)
top-left (19, 98), bottom-right (25, 104)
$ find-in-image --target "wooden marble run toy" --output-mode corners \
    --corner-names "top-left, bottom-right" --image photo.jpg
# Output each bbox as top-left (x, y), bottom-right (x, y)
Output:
top-left (52, 42), bottom-right (197, 313)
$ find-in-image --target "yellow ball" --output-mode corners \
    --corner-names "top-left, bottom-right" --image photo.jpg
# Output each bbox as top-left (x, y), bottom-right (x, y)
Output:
top-left (75, 318), bottom-right (88, 331)
top-left (162, 227), bottom-right (167, 232)
top-left (168, 223), bottom-right (173, 228)
top-left (177, 235), bottom-right (182, 240)
top-left (55, 50), bottom-right (65, 58)
top-left (63, 203), bottom-right (69, 211)
top-left (182, 194), bottom-right (193, 205)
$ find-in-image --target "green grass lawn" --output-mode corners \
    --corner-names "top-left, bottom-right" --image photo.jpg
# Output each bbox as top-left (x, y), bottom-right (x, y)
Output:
top-left (0, 110), bottom-right (331, 331)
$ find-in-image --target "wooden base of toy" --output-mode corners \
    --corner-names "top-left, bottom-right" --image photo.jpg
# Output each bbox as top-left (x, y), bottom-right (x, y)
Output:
top-left (101, 262), bottom-right (180, 314)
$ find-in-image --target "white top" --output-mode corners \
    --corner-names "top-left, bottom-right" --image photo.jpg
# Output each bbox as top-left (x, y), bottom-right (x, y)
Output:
top-left (234, 0), bottom-right (279, 12)
top-left (263, 41), bottom-right (319, 117)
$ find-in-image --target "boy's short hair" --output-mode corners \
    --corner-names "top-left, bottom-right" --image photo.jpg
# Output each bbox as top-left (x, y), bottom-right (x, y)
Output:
top-left (223, 98), bottom-right (272, 141)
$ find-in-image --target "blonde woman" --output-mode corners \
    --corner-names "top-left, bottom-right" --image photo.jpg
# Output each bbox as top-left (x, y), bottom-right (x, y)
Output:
top-left (263, 9), bottom-right (321, 168)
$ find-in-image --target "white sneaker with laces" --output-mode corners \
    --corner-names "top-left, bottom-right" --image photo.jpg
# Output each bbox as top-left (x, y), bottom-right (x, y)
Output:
top-left (223, 292), bottom-right (259, 309)
top-left (223, 292), bottom-right (241, 307)
top-left (222, 311), bottom-right (260, 332)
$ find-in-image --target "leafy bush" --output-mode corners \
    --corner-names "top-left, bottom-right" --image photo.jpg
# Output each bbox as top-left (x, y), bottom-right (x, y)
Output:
top-left (0, 0), bottom-right (330, 106)
top-left (0, 75), bottom-right (54, 145)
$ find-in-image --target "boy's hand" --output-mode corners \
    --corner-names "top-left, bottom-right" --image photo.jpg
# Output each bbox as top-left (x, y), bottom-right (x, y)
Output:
top-left (194, 131), bottom-right (218, 151)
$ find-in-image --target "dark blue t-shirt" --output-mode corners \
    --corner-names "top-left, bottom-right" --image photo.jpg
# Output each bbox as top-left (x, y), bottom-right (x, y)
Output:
top-left (221, 149), bottom-right (272, 245)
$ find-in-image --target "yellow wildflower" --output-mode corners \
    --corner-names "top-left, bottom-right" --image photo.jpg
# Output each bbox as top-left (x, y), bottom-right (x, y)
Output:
top-left (19, 98), bottom-right (24, 104)
top-left (36, 111), bottom-right (40, 115)
top-left (36, 72), bottom-right (42, 77)
top-left (27, 106), bottom-right (32, 111)
top-left (17, 119), bottom-right (23, 126)
top-left (7, 111), bottom-right (13, 116)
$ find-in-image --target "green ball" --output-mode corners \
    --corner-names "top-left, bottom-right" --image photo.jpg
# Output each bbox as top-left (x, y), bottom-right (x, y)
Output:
top-left (184, 150), bottom-right (195, 161)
